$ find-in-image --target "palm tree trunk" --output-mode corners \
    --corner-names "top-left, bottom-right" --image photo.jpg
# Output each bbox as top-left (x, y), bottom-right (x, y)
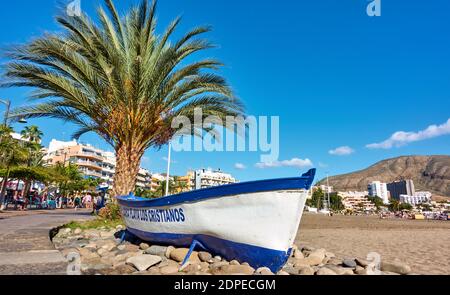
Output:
top-left (112, 144), bottom-right (143, 198)
top-left (0, 168), bottom-right (11, 209)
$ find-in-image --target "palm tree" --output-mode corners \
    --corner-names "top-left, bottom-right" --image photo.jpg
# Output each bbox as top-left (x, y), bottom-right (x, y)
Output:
top-left (0, 126), bottom-right (28, 208)
top-left (2, 0), bottom-right (244, 197)
top-left (21, 126), bottom-right (43, 143)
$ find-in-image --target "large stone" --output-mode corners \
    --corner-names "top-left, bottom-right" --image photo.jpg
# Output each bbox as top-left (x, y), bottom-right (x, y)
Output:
top-left (295, 248), bottom-right (327, 266)
top-left (381, 261), bottom-right (411, 275)
top-left (326, 265), bottom-right (354, 275)
top-left (356, 258), bottom-right (369, 267)
top-left (139, 243), bottom-right (150, 250)
top-left (160, 265), bottom-right (180, 275)
top-left (293, 249), bottom-right (305, 260)
top-left (316, 267), bottom-right (337, 275)
top-left (79, 248), bottom-right (100, 260)
top-left (256, 267), bottom-right (274, 275)
top-left (126, 255), bottom-right (162, 272)
top-left (145, 245), bottom-right (168, 257)
top-left (283, 265), bottom-right (299, 275)
top-left (277, 270), bottom-right (290, 276)
top-left (74, 228), bottom-right (83, 235)
top-left (230, 260), bottom-right (240, 266)
top-left (327, 258), bottom-right (343, 266)
top-left (214, 265), bottom-right (255, 275)
top-left (343, 259), bottom-right (357, 268)
top-left (181, 263), bottom-right (202, 273)
top-left (170, 248), bottom-right (201, 263)
top-left (198, 252), bottom-right (213, 262)
top-left (165, 246), bottom-right (176, 259)
top-left (298, 266), bottom-right (315, 275)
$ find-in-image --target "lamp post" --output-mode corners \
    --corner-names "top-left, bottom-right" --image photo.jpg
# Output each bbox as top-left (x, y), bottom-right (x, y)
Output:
top-left (0, 98), bottom-right (28, 126)
top-left (165, 142), bottom-right (172, 196)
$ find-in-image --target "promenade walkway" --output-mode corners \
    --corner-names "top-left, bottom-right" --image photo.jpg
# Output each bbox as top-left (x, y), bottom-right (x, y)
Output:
top-left (0, 209), bottom-right (93, 275)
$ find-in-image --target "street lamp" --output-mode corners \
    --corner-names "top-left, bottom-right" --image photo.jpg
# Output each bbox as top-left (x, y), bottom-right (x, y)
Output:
top-left (0, 98), bottom-right (28, 126)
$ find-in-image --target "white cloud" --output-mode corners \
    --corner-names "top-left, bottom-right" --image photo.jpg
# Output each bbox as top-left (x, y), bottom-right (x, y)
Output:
top-left (255, 158), bottom-right (313, 169)
top-left (234, 163), bottom-right (247, 170)
top-left (329, 146), bottom-right (355, 156)
top-left (366, 118), bottom-right (450, 149)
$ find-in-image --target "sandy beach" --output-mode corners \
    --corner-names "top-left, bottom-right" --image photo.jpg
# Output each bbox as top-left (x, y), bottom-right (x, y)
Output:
top-left (296, 213), bottom-right (450, 275)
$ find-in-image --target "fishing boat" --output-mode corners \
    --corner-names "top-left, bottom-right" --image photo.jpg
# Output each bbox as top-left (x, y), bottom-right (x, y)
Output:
top-left (117, 169), bottom-right (316, 272)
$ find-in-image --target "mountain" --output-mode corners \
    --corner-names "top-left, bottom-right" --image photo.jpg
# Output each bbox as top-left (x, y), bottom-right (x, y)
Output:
top-left (319, 155), bottom-right (450, 197)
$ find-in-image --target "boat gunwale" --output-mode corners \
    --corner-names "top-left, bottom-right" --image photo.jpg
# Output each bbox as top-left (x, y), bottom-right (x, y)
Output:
top-left (117, 169), bottom-right (316, 208)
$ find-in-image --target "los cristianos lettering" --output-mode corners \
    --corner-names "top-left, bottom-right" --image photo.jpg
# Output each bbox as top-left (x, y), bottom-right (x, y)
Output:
top-left (121, 207), bottom-right (186, 223)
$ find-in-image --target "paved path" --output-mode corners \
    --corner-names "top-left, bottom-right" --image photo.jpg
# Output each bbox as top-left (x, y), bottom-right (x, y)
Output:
top-left (0, 209), bottom-right (93, 275)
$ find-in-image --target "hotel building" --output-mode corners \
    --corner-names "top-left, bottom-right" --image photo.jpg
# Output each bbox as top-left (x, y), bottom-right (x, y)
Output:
top-left (368, 181), bottom-right (389, 204)
top-left (387, 180), bottom-right (415, 200)
top-left (339, 191), bottom-right (376, 211)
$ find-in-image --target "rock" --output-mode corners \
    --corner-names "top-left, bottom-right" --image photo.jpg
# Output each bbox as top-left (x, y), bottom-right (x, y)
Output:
top-left (170, 248), bottom-right (201, 263)
top-left (297, 266), bottom-right (315, 275)
top-left (101, 242), bottom-right (116, 252)
top-left (114, 264), bottom-right (137, 274)
top-left (326, 265), bottom-right (354, 275)
top-left (381, 261), bottom-right (411, 275)
top-left (302, 246), bottom-right (315, 252)
top-left (230, 260), bottom-right (240, 266)
top-left (214, 265), bottom-right (255, 275)
top-left (180, 263), bottom-right (201, 273)
top-left (325, 252), bottom-right (336, 258)
top-left (145, 245), bottom-right (168, 257)
top-left (327, 258), bottom-right (343, 266)
top-left (116, 225), bottom-right (124, 231)
top-left (123, 244), bottom-right (140, 253)
top-left (63, 228), bottom-right (72, 234)
top-left (210, 261), bottom-right (229, 270)
top-left (277, 270), bottom-right (290, 276)
top-left (355, 268), bottom-right (370, 275)
top-left (165, 246), bottom-right (176, 259)
top-left (160, 265), bottom-right (180, 275)
top-left (117, 245), bottom-right (126, 251)
top-left (97, 248), bottom-right (109, 257)
top-left (283, 266), bottom-right (299, 275)
top-left (74, 228), bottom-right (82, 235)
top-left (316, 267), bottom-right (337, 275)
top-left (382, 271), bottom-right (401, 275)
top-left (139, 243), bottom-right (150, 251)
top-left (198, 252), bottom-right (213, 262)
top-left (295, 248), bottom-right (327, 266)
top-left (293, 249), bottom-right (304, 259)
top-left (126, 255), bottom-right (162, 272)
top-left (213, 256), bottom-right (222, 261)
top-left (343, 259), bottom-right (357, 268)
top-left (79, 248), bottom-right (100, 260)
top-left (256, 267), bottom-right (274, 275)
top-left (355, 266), bottom-right (364, 273)
top-left (355, 258), bottom-right (369, 267)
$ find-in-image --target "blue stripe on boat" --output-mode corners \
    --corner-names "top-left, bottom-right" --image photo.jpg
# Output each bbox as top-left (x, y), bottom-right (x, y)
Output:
top-left (117, 169), bottom-right (316, 208)
top-left (127, 227), bottom-right (291, 273)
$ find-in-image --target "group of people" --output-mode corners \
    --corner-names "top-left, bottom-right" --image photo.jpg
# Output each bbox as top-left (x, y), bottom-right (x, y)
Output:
top-left (7, 190), bottom-right (105, 213)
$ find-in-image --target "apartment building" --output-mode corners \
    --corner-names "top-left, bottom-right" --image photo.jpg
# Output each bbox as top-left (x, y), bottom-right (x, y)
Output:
top-left (339, 191), bottom-right (376, 211)
top-left (190, 169), bottom-right (237, 190)
top-left (44, 139), bottom-right (151, 189)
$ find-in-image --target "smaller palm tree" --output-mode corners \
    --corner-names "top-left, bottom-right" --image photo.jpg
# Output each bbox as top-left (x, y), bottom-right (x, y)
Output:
top-left (0, 126), bottom-right (28, 209)
top-left (20, 126), bottom-right (43, 143)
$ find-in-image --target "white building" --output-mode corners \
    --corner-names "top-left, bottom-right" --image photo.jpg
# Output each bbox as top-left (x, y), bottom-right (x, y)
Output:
top-left (400, 194), bottom-right (432, 206)
top-left (368, 181), bottom-right (389, 204)
top-left (319, 185), bottom-right (334, 194)
top-left (192, 169), bottom-right (237, 190)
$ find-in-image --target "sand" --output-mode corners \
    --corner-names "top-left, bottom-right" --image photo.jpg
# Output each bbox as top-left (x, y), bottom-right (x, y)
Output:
top-left (295, 213), bottom-right (450, 275)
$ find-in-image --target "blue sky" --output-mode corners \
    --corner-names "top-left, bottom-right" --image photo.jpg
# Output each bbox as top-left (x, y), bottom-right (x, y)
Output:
top-left (0, 0), bottom-right (449, 182)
